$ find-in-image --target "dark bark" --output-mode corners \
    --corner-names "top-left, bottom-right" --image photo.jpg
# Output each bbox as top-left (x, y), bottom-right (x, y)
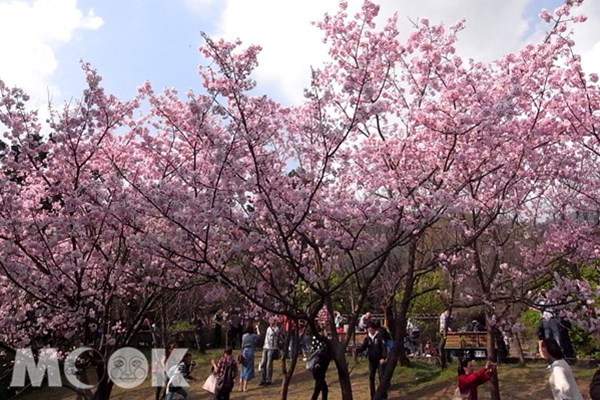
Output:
top-left (331, 342), bottom-right (353, 400)
top-left (514, 332), bottom-right (526, 367)
top-left (280, 323), bottom-right (300, 400)
top-left (373, 240), bottom-right (418, 400)
top-left (384, 304), bottom-right (396, 343)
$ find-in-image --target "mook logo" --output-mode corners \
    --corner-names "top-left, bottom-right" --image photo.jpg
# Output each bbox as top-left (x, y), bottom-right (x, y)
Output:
top-left (10, 347), bottom-right (190, 389)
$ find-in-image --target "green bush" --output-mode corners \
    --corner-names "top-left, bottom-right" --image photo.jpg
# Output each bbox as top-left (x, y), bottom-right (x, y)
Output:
top-left (519, 310), bottom-right (541, 342)
top-left (568, 324), bottom-right (600, 359)
top-left (171, 320), bottom-right (194, 332)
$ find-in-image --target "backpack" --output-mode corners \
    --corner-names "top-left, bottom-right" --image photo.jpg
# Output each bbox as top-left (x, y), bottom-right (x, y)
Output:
top-left (385, 339), bottom-right (394, 353)
top-left (306, 350), bottom-right (320, 370)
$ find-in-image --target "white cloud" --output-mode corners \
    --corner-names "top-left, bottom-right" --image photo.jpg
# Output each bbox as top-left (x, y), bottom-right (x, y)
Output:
top-left (0, 0), bottom-right (103, 106)
top-left (573, 1), bottom-right (600, 75)
top-left (211, 0), bottom-right (537, 105)
top-left (377, 0), bottom-right (532, 61)
top-left (214, 0), bottom-right (332, 104)
top-left (185, 0), bottom-right (216, 11)
top-left (582, 41), bottom-right (600, 76)
top-left (205, 0), bottom-right (600, 105)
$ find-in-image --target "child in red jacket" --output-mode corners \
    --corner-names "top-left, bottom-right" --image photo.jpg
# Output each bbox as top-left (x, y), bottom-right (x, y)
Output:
top-left (456, 358), bottom-right (495, 400)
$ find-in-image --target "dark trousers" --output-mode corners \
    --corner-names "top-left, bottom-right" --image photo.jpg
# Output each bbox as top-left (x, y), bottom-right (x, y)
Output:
top-left (368, 361), bottom-right (387, 399)
top-left (214, 325), bottom-right (222, 348)
top-left (229, 327), bottom-right (239, 349)
top-left (311, 366), bottom-right (328, 400)
top-left (216, 390), bottom-right (231, 400)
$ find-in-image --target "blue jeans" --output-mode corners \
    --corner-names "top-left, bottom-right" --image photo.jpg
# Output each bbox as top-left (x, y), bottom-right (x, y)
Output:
top-left (260, 349), bottom-right (275, 384)
top-left (166, 387), bottom-right (188, 400)
top-left (543, 318), bottom-right (562, 349)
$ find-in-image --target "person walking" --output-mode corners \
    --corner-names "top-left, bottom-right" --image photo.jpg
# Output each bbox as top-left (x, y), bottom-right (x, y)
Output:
top-left (357, 321), bottom-right (388, 399)
top-left (228, 311), bottom-right (242, 349)
top-left (259, 319), bottom-right (280, 386)
top-left (307, 329), bottom-right (331, 400)
top-left (455, 358), bottom-right (494, 400)
top-left (239, 325), bottom-right (261, 391)
top-left (166, 353), bottom-right (195, 400)
top-left (213, 310), bottom-right (224, 348)
top-left (539, 338), bottom-right (583, 400)
top-left (212, 346), bottom-right (238, 400)
top-left (538, 290), bottom-right (563, 350)
top-left (154, 342), bottom-right (176, 400)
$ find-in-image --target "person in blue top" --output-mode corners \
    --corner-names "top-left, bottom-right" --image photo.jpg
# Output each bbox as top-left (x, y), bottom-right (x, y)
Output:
top-left (239, 324), bottom-right (261, 391)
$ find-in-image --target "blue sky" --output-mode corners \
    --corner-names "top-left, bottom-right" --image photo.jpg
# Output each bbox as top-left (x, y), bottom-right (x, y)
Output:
top-left (0, 0), bottom-right (598, 109)
top-left (53, 0), bottom-right (224, 100)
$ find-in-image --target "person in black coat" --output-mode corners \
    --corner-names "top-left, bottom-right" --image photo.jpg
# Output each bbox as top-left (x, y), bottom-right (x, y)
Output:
top-left (357, 321), bottom-right (388, 399)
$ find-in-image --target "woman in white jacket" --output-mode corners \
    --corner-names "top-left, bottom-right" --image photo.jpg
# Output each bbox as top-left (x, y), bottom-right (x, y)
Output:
top-left (539, 338), bottom-right (583, 400)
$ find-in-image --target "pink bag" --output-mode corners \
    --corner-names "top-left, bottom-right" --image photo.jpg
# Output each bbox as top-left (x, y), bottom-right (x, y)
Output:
top-left (202, 373), bottom-right (218, 394)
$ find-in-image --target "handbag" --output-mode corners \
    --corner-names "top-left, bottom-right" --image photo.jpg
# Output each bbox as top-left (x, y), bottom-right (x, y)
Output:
top-left (202, 374), bottom-right (217, 394)
top-left (452, 387), bottom-right (469, 400)
top-left (306, 351), bottom-right (319, 370)
top-left (272, 349), bottom-right (281, 360)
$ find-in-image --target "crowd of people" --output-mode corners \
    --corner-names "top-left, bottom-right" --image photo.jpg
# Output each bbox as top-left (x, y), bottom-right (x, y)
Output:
top-left (150, 312), bottom-right (398, 400)
top-left (150, 306), bottom-right (600, 400)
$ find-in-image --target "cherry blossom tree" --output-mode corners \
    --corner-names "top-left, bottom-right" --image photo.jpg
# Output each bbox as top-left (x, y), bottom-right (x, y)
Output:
top-left (2, 1), bottom-right (600, 400)
top-left (0, 68), bottom-right (195, 400)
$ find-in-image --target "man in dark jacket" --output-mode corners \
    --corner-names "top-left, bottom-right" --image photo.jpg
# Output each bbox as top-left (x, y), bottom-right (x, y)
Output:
top-left (357, 321), bottom-right (388, 399)
top-left (590, 369), bottom-right (600, 400)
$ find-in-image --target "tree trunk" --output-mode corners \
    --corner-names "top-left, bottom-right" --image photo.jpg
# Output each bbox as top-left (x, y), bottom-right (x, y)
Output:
top-left (514, 332), bottom-right (526, 367)
top-left (90, 381), bottom-right (112, 400)
top-left (280, 324), bottom-right (300, 400)
top-left (486, 313), bottom-right (501, 400)
top-left (331, 342), bottom-right (353, 400)
top-left (373, 240), bottom-right (418, 400)
top-left (91, 358), bottom-right (113, 400)
top-left (385, 304), bottom-right (396, 339)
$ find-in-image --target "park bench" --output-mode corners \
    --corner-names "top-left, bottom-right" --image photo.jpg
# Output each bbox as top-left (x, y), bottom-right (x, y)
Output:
top-left (445, 331), bottom-right (489, 359)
